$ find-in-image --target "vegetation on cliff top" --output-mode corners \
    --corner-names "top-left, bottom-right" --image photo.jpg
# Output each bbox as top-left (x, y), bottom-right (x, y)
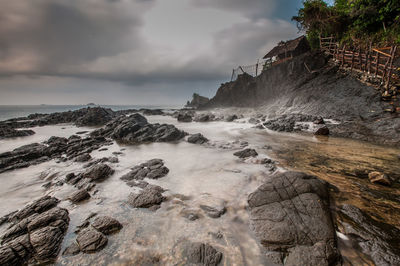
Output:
top-left (292, 0), bottom-right (400, 48)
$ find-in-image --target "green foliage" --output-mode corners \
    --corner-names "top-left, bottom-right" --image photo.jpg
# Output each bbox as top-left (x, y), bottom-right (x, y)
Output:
top-left (293, 0), bottom-right (400, 46)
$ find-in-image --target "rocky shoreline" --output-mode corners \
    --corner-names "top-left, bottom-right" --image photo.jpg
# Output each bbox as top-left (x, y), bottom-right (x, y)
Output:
top-left (0, 106), bottom-right (399, 265)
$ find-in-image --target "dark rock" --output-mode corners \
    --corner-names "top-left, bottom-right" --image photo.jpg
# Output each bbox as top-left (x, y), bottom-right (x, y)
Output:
top-left (82, 164), bottom-right (114, 181)
top-left (185, 93), bottom-right (210, 108)
top-left (177, 113), bottom-right (193, 122)
top-left (0, 126), bottom-right (35, 139)
top-left (248, 171), bottom-right (338, 265)
top-left (313, 117), bottom-right (325, 124)
top-left (108, 157), bottom-right (119, 163)
top-left (128, 186), bottom-right (165, 208)
top-left (120, 159), bottom-right (169, 183)
top-left (368, 171), bottom-right (392, 186)
top-left (76, 228), bottom-right (108, 253)
top-left (63, 242), bottom-right (80, 256)
top-left (91, 114), bottom-right (186, 144)
top-left (91, 216), bottom-right (122, 235)
top-left (200, 205), bottom-right (226, 219)
top-left (233, 148), bottom-right (258, 158)
top-left (68, 189), bottom-right (90, 203)
top-left (10, 196), bottom-right (59, 222)
top-left (187, 133), bottom-right (208, 144)
top-left (30, 226), bottom-right (66, 261)
top-left (75, 131), bottom-right (88, 135)
top-left (74, 153), bottom-right (92, 162)
top-left (65, 173), bottom-right (75, 182)
top-left (338, 204), bottom-right (400, 265)
top-left (179, 241), bottom-right (222, 266)
top-left (314, 126), bottom-right (330, 135)
top-left (142, 109), bottom-right (164, 116)
top-left (75, 107), bottom-right (115, 127)
top-left (194, 113), bottom-right (214, 122)
top-left (225, 115), bottom-right (238, 122)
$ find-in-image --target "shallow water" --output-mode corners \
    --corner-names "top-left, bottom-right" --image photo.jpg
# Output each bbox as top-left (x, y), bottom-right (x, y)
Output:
top-left (0, 114), bottom-right (399, 265)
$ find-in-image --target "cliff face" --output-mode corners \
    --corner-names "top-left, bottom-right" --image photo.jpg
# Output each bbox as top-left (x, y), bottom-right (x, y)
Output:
top-left (202, 51), bottom-right (400, 146)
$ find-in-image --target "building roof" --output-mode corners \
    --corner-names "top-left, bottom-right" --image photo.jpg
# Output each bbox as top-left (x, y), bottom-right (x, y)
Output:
top-left (263, 35), bottom-right (307, 59)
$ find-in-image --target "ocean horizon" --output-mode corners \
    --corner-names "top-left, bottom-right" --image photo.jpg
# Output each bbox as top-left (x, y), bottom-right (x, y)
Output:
top-left (0, 104), bottom-right (181, 121)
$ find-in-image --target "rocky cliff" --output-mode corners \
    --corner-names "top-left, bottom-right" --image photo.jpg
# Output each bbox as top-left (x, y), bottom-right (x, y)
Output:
top-left (202, 51), bottom-right (400, 146)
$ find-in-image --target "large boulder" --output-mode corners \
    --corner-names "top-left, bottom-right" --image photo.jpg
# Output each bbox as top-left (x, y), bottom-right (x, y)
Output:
top-left (76, 228), bottom-right (108, 253)
top-left (177, 113), bottom-right (193, 122)
top-left (0, 126), bottom-right (35, 139)
top-left (82, 164), bottom-right (114, 181)
top-left (120, 159), bottom-right (169, 183)
top-left (92, 114), bottom-right (186, 144)
top-left (91, 216), bottom-right (122, 235)
top-left (174, 241), bottom-right (223, 266)
top-left (75, 107), bottom-right (115, 127)
top-left (128, 186), bottom-right (165, 208)
top-left (233, 148), bottom-right (258, 158)
top-left (248, 171), bottom-right (338, 265)
top-left (187, 133), bottom-right (208, 144)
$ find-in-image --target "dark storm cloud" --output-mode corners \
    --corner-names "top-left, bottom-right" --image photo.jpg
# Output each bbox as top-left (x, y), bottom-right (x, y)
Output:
top-left (0, 0), bottom-right (300, 104)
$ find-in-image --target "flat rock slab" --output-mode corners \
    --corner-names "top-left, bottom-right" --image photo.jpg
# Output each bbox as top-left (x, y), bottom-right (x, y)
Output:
top-left (233, 148), bottom-right (258, 158)
top-left (128, 186), bottom-right (165, 208)
top-left (248, 171), bottom-right (338, 265)
top-left (120, 159), bottom-right (169, 183)
top-left (91, 216), bottom-right (122, 235)
top-left (76, 228), bottom-right (108, 253)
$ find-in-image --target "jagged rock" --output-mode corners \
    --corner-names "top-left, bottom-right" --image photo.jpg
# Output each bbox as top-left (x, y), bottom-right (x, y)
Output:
top-left (194, 113), bottom-right (214, 122)
top-left (368, 171), bottom-right (392, 186)
top-left (74, 107), bottom-right (115, 127)
top-left (313, 117), bottom-right (325, 124)
top-left (128, 186), bottom-right (165, 208)
top-left (91, 114), bottom-right (186, 144)
top-left (339, 204), bottom-right (400, 265)
top-left (177, 113), bottom-right (193, 122)
top-left (314, 126), bottom-right (330, 135)
top-left (187, 133), bottom-right (208, 144)
top-left (0, 126), bottom-right (35, 139)
top-left (63, 242), bottom-right (80, 256)
top-left (225, 115), bottom-right (238, 122)
top-left (91, 216), bottom-right (122, 235)
top-left (82, 164), bottom-right (114, 181)
top-left (30, 226), bottom-right (66, 261)
top-left (74, 153), bottom-right (92, 162)
top-left (27, 208), bottom-right (69, 233)
top-left (185, 93), bottom-right (210, 108)
top-left (233, 148), bottom-right (258, 158)
top-left (178, 241), bottom-right (222, 266)
top-left (142, 109), bottom-right (164, 116)
top-left (68, 189), bottom-right (90, 203)
top-left (120, 159), bottom-right (169, 182)
top-left (9, 196), bottom-right (59, 222)
top-left (76, 228), bottom-right (107, 253)
top-left (248, 171), bottom-right (338, 265)
top-left (200, 205), bottom-right (226, 219)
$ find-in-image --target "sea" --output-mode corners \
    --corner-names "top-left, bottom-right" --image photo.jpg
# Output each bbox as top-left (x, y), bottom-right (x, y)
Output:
top-left (0, 104), bottom-right (180, 121)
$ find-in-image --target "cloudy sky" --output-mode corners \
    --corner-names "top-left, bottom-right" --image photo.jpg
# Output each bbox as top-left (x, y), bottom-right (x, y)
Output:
top-left (0, 0), bottom-right (303, 105)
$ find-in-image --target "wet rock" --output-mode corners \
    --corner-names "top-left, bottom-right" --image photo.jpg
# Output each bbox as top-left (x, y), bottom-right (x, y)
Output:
top-left (82, 164), bottom-right (114, 181)
top-left (128, 186), bottom-right (165, 208)
top-left (27, 207), bottom-right (69, 233)
top-left (368, 171), bottom-right (392, 186)
top-left (200, 205), bottom-right (226, 219)
top-left (120, 159), bottom-right (169, 182)
top-left (339, 204), bottom-right (400, 265)
top-left (91, 114), bottom-right (186, 144)
top-left (65, 173), bottom-right (76, 182)
top-left (91, 216), bottom-right (122, 235)
top-left (233, 148), bottom-right (258, 158)
top-left (0, 126), bottom-right (35, 139)
top-left (313, 117), bottom-right (325, 124)
top-left (194, 113), bottom-right (214, 122)
top-left (68, 189), bottom-right (90, 203)
top-left (263, 114), bottom-right (320, 132)
top-left (74, 153), bottom-right (92, 162)
top-left (74, 107), bottom-right (115, 127)
top-left (76, 228), bottom-right (108, 253)
top-left (314, 126), bottom-right (330, 136)
top-left (225, 114), bottom-right (238, 122)
top-left (187, 133), bottom-right (208, 144)
top-left (10, 196), bottom-right (59, 222)
top-left (142, 109), bottom-right (164, 116)
top-left (179, 241), bottom-right (223, 266)
top-left (177, 113), bottom-right (193, 122)
top-left (108, 157), bottom-right (119, 163)
top-left (30, 226), bottom-right (66, 261)
top-left (63, 242), bottom-right (80, 256)
top-left (248, 171), bottom-right (338, 265)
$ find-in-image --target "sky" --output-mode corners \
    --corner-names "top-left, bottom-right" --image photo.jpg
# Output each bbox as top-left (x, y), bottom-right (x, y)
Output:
top-left (0, 0), bottom-right (303, 105)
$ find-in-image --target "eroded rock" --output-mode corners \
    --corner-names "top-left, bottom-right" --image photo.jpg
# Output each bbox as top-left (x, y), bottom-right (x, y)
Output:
top-left (76, 228), bottom-right (107, 253)
top-left (233, 148), bottom-right (258, 158)
top-left (187, 133), bottom-right (208, 144)
top-left (128, 186), bottom-right (165, 208)
top-left (91, 216), bottom-right (122, 235)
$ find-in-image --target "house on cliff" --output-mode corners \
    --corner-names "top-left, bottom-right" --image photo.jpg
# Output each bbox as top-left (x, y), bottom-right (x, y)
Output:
top-left (263, 35), bottom-right (310, 66)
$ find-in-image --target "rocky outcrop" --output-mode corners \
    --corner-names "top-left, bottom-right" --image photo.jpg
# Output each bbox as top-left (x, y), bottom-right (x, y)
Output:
top-left (248, 171), bottom-right (338, 265)
top-left (187, 133), bottom-right (208, 144)
top-left (233, 148), bottom-right (258, 158)
top-left (128, 185), bottom-right (165, 208)
top-left (82, 164), bottom-right (114, 181)
top-left (174, 241), bottom-right (223, 266)
top-left (0, 126), bottom-right (35, 139)
top-left (0, 196), bottom-right (69, 265)
top-left (120, 159), bottom-right (169, 184)
top-left (91, 114), bottom-right (186, 144)
top-left (141, 109), bottom-right (164, 116)
top-left (177, 113), bottom-right (193, 122)
top-left (185, 93), bottom-right (210, 108)
top-left (91, 216), bottom-right (122, 235)
top-left (68, 189), bottom-right (91, 203)
top-left (338, 204), bottom-right (400, 265)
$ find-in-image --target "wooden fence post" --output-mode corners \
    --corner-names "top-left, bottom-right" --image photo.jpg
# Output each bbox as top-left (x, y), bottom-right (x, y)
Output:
top-left (375, 52), bottom-right (380, 76)
top-left (358, 47), bottom-right (362, 71)
top-left (382, 47), bottom-right (393, 84)
top-left (341, 45), bottom-right (346, 66)
top-left (386, 46), bottom-right (397, 88)
top-left (351, 49), bottom-right (355, 73)
top-left (255, 59), bottom-right (259, 76)
top-left (231, 69), bottom-right (235, 81)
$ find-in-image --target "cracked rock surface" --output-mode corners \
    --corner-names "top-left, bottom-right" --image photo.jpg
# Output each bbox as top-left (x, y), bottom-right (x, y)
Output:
top-left (248, 171), bottom-right (338, 265)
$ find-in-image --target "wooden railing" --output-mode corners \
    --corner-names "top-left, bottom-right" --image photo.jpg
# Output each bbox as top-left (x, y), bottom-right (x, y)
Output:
top-left (320, 37), bottom-right (398, 89)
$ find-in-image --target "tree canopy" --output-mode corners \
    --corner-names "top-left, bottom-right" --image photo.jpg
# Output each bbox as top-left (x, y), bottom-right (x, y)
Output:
top-left (292, 0), bottom-right (400, 48)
